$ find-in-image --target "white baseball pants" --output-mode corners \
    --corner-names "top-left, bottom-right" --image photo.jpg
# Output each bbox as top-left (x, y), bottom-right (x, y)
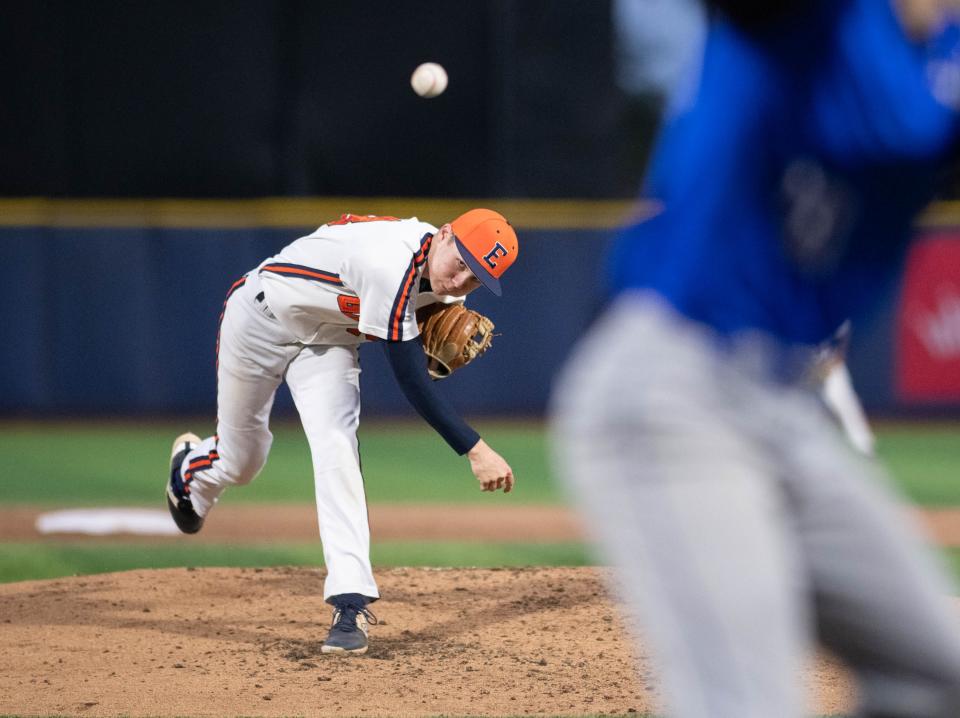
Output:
top-left (551, 292), bottom-right (960, 718)
top-left (180, 271), bottom-right (379, 602)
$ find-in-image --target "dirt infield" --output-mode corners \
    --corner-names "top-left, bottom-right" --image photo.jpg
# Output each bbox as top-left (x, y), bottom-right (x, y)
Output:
top-left (5, 503), bottom-right (960, 544)
top-left (0, 566), bottom-right (855, 717)
top-left (3, 503), bottom-right (958, 715)
top-left (0, 504), bottom-right (584, 543)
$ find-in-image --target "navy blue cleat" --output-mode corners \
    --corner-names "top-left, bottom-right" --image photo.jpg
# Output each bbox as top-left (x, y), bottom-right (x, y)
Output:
top-left (166, 432), bottom-right (204, 534)
top-left (321, 594), bottom-right (378, 655)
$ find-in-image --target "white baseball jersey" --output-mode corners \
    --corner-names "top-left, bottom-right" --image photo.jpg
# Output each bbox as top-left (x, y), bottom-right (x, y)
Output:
top-left (258, 214), bottom-right (457, 346)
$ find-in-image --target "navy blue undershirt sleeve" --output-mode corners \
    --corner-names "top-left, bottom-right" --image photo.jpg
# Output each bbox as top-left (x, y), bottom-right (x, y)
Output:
top-left (382, 338), bottom-right (481, 455)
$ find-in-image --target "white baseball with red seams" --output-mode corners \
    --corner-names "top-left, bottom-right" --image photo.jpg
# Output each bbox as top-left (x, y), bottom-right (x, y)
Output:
top-left (410, 62), bottom-right (448, 98)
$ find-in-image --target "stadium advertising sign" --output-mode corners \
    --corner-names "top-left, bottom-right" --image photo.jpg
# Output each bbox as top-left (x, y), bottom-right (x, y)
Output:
top-left (896, 233), bottom-right (960, 402)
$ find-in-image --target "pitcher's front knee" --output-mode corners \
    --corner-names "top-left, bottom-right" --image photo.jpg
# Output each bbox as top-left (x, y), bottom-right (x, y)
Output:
top-left (219, 440), bottom-right (272, 487)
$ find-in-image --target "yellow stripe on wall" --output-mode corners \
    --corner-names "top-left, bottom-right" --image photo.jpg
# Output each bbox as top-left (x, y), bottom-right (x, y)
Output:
top-left (1, 196), bottom-right (958, 230)
top-left (0, 197), bottom-right (653, 230)
top-left (917, 200), bottom-right (960, 228)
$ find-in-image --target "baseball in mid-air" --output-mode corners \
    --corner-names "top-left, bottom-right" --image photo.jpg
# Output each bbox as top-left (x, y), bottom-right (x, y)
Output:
top-left (410, 62), bottom-right (448, 98)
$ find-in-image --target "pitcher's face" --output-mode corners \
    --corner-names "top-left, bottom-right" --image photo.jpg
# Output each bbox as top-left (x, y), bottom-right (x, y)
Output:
top-left (427, 225), bottom-right (482, 297)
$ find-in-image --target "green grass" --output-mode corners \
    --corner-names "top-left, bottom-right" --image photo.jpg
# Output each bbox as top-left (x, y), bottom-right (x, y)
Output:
top-left (1, 419), bottom-right (958, 507)
top-left (1, 419), bottom-right (959, 585)
top-left (0, 541), bottom-right (594, 583)
top-left (874, 424), bottom-right (960, 505)
top-left (0, 419), bottom-right (558, 506)
top-left (4, 540), bottom-right (960, 588)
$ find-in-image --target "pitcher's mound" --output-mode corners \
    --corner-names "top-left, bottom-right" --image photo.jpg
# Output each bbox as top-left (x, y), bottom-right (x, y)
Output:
top-left (0, 566), bottom-right (851, 716)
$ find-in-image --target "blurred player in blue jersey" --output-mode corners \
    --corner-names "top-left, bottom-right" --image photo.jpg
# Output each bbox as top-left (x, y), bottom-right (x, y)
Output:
top-left (553, 1), bottom-right (960, 717)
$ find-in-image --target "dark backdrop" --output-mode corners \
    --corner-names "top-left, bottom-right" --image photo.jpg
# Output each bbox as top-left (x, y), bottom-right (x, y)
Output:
top-left (2, 0), bottom-right (629, 199)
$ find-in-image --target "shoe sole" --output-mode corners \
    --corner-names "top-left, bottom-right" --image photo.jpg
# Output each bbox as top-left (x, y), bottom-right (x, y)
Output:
top-left (166, 493), bottom-right (204, 534)
top-left (320, 644), bottom-right (368, 655)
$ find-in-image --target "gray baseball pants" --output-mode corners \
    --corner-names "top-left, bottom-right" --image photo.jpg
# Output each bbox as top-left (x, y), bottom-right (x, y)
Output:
top-left (551, 292), bottom-right (960, 718)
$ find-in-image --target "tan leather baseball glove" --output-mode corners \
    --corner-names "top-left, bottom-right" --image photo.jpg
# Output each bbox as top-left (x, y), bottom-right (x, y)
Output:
top-left (416, 303), bottom-right (495, 380)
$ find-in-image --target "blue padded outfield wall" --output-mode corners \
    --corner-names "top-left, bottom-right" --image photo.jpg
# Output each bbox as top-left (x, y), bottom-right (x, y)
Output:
top-left (0, 222), bottom-right (609, 417)
top-left (3, 202), bottom-right (960, 417)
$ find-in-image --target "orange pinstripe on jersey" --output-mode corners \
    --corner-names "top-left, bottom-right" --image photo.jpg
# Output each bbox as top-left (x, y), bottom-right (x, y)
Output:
top-left (260, 263), bottom-right (344, 286)
top-left (387, 233), bottom-right (432, 341)
top-left (326, 214), bottom-right (401, 226)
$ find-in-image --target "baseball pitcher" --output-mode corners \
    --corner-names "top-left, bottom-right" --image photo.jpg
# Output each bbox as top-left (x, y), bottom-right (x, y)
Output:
top-left (166, 209), bottom-right (519, 654)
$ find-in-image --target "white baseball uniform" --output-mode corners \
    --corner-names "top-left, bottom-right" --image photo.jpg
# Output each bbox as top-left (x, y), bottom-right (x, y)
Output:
top-left (178, 214), bottom-right (458, 601)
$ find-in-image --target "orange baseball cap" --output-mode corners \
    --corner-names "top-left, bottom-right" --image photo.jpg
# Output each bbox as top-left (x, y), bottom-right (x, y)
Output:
top-left (450, 208), bottom-right (519, 296)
